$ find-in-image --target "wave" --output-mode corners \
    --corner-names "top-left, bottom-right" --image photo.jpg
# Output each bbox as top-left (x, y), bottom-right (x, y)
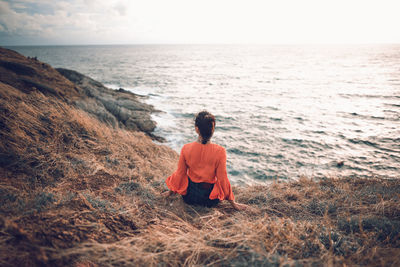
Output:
top-left (339, 93), bottom-right (400, 100)
top-left (343, 112), bottom-right (399, 121)
top-left (348, 138), bottom-right (400, 153)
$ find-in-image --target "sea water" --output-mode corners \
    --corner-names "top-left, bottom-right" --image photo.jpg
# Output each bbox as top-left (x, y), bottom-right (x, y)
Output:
top-left (10, 45), bottom-right (400, 184)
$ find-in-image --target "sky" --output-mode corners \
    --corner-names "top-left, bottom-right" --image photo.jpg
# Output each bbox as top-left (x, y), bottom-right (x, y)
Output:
top-left (0, 0), bottom-right (399, 45)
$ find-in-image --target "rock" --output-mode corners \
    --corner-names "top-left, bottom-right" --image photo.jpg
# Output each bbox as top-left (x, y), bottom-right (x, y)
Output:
top-left (116, 98), bottom-right (153, 112)
top-left (74, 98), bottom-right (118, 127)
top-left (56, 67), bottom-right (161, 139)
top-left (126, 111), bottom-right (156, 132)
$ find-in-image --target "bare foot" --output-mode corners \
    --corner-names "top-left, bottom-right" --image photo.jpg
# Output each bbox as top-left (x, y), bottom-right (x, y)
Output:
top-left (235, 202), bottom-right (250, 211)
top-left (229, 201), bottom-right (250, 211)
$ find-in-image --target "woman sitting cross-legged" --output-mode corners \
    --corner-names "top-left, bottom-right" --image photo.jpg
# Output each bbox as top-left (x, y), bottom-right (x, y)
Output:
top-left (163, 111), bottom-right (248, 211)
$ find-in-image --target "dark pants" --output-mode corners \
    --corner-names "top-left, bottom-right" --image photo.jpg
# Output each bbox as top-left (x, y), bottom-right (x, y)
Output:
top-left (182, 177), bottom-right (219, 207)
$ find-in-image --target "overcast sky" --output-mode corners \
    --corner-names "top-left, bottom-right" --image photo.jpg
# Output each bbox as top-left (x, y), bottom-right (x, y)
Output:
top-left (0, 0), bottom-right (399, 45)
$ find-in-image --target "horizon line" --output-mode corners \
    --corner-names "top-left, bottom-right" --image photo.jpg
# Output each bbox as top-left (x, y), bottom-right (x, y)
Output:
top-left (3, 42), bottom-right (400, 47)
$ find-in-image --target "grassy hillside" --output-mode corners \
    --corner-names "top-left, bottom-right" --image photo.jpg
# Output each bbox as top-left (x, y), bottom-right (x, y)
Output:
top-left (0, 47), bottom-right (399, 266)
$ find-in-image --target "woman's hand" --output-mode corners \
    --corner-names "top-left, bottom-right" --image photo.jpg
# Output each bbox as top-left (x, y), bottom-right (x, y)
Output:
top-left (161, 190), bottom-right (175, 198)
top-left (229, 200), bottom-right (249, 211)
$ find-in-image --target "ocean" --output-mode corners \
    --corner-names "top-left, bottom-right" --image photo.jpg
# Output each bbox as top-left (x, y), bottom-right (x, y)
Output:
top-left (9, 44), bottom-right (400, 184)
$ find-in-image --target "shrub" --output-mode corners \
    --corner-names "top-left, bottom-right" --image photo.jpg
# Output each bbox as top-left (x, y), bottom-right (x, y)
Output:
top-left (34, 192), bottom-right (55, 212)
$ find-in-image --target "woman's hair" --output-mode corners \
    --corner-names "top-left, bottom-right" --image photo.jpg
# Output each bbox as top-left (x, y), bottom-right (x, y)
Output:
top-left (195, 111), bottom-right (215, 144)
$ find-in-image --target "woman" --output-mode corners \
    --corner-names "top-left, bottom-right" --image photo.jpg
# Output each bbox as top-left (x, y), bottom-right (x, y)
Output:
top-left (164, 111), bottom-right (248, 211)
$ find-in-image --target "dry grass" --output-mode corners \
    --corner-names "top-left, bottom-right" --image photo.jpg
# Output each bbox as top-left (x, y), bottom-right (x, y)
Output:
top-left (1, 80), bottom-right (400, 266)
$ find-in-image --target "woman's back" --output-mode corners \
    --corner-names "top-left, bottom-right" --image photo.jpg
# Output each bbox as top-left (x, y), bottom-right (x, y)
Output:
top-left (183, 142), bottom-right (224, 184)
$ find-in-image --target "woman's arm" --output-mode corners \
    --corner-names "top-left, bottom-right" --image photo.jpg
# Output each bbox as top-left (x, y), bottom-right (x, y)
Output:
top-left (165, 146), bottom-right (188, 195)
top-left (215, 148), bottom-right (235, 201)
top-left (216, 148), bottom-right (249, 211)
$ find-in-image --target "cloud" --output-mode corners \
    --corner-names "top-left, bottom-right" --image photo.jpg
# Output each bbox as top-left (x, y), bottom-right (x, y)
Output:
top-left (10, 3), bottom-right (26, 10)
top-left (0, 1), bottom-right (29, 32)
top-left (114, 1), bottom-right (128, 16)
top-left (0, 0), bottom-right (399, 45)
top-left (0, 1), bottom-right (10, 14)
top-left (0, 0), bottom-right (143, 44)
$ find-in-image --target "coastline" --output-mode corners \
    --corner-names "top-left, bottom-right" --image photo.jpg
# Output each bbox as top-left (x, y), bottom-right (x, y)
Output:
top-left (0, 47), bottom-right (399, 266)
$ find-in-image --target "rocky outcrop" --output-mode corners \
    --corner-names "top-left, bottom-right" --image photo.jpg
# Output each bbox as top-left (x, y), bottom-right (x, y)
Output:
top-left (56, 68), bottom-right (161, 140)
top-left (0, 47), bottom-right (161, 141)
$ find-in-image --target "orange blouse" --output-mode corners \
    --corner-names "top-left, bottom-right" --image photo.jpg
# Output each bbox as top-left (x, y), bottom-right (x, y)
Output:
top-left (165, 142), bottom-right (234, 201)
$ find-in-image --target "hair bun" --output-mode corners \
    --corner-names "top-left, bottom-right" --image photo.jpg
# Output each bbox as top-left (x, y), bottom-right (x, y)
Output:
top-left (195, 111), bottom-right (216, 144)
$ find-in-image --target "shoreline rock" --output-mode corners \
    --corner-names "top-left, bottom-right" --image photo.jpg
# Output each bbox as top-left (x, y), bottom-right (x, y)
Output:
top-left (57, 68), bottom-right (164, 141)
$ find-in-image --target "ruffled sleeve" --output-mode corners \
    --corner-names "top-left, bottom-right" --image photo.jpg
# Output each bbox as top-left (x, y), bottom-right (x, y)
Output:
top-left (165, 145), bottom-right (188, 195)
top-left (209, 147), bottom-right (235, 201)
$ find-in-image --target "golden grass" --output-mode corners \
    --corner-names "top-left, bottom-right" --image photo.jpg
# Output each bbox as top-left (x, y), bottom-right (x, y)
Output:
top-left (1, 82), bottom-right (400, 267)
top-left (3, 174), bottom-right (399, 266)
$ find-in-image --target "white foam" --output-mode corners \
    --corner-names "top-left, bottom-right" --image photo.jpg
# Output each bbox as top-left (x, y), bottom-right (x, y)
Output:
top-left (104, 83), bottom-right (121, 90)
top-left (104, 83), bottom-right (155, 97)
